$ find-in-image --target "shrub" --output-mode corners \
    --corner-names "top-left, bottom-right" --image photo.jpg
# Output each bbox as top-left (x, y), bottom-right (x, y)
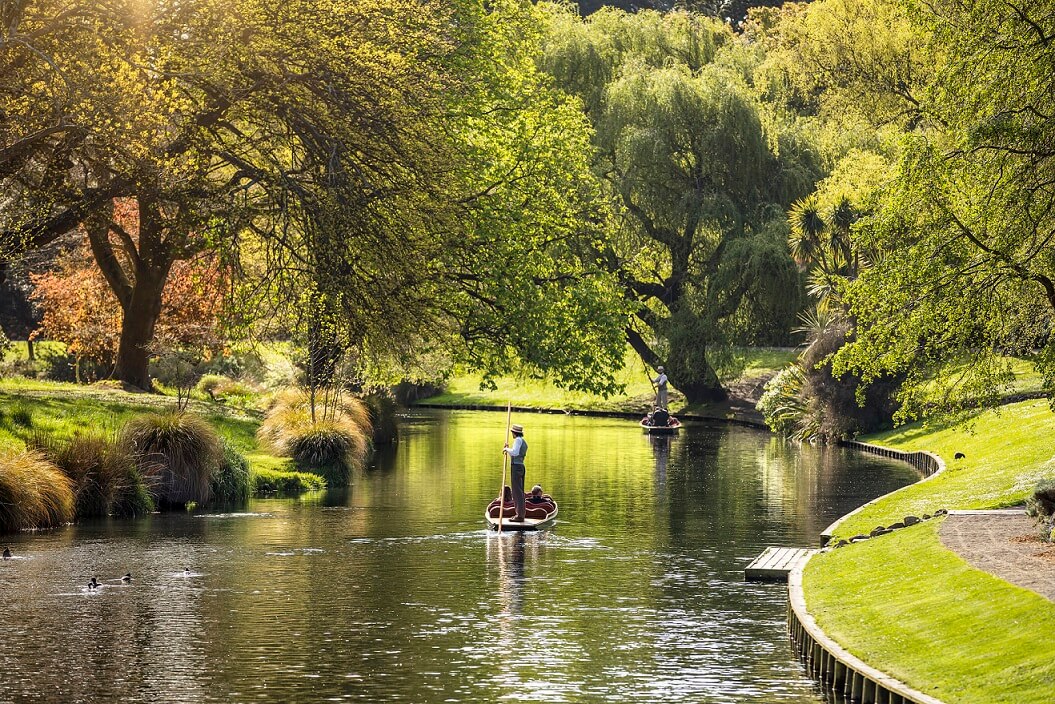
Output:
top-left (121, 412), bottom-right (223, 508)
top-left (197, 374), bottom-right (228, 399)
top-left (251, 467), bottom-right (326, 495)
top-left (29, 430), bottom-right (154, 519)
top-left (1026, 479), bottom-right (1055, 542)
top-left (210, 439), bottom-right (251, 505)
top-left (0, 450), bottom-right (75, 532)
top-left (257, 388), bottom-right (371, 484)
top-left (363, 390), bottom-right (399, 445)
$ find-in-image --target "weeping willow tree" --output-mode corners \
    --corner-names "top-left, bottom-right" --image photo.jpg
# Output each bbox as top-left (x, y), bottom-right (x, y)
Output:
top-left (540, 5), bottom-right (819, 402)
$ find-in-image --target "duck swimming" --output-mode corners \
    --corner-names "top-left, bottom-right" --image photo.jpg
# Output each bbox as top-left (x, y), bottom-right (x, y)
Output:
top-left (87, 577), bottom-right (100, 590)
top-left (121, 573), bottom-right (132, 583)
top-left (2, 547), bottom-right (11, 560)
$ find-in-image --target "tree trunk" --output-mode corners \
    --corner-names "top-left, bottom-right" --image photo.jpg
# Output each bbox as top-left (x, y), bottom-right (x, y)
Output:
top-left (626, 325), bottom-right (727, 404)
top-left (115, 268), bottom-right (168, 390)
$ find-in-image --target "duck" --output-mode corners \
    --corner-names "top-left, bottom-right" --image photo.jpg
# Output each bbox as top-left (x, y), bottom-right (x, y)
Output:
top-left (2, 547), bottom-right (11, 560)
top-left (183, 567), bottom-right (191, 575)
top-left (120, 573), bottom-right (132, 583)
top-left (88, 577), bottom-right (100, 590)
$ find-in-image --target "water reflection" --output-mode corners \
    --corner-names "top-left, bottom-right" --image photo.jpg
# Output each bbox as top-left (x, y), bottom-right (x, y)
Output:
top-left (0, 409), bottom-right (917, 703)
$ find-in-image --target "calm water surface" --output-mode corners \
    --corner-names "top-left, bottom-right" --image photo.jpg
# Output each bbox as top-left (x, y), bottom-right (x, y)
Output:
top-left (0, 410), bottom-right (917, 703)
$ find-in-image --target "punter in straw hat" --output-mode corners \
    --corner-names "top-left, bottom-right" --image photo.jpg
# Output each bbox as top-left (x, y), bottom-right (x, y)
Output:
top-left (503, 423), bottom-right (528, 521)
top-left (652, 365), bottom-right (668, 409)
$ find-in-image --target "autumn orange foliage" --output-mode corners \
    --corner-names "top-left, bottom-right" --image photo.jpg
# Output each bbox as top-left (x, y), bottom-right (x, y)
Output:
top-left (31, 200), bottom-right (226, 380)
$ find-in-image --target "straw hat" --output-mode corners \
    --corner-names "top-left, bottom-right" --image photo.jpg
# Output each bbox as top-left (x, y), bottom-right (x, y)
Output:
top-left (657, 366), bottom-right (665, 372)
top-left (510, 424), bottom-right (524, 434)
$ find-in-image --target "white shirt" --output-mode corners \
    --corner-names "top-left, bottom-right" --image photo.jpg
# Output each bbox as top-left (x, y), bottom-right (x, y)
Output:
top-left (504, 436), bottom-right (527, 464)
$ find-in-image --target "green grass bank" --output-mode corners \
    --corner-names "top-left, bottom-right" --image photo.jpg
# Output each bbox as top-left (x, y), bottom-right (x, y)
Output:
top-left (0, 379), bottom-right (323, 496)
top-left (804, 399), bottom-right (1055, 703)
top-left (422, 347), bottom-right (796, 415)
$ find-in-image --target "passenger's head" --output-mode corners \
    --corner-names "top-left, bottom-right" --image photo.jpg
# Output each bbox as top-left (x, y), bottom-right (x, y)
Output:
top-left (503, 485), bottom-right (513, 501)
top-left (530, 485), bottom-right (543, 497)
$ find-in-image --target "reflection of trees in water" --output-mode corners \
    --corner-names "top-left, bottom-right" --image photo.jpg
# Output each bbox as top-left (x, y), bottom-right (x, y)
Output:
top-left (659, 427), bottom-right (917, 543)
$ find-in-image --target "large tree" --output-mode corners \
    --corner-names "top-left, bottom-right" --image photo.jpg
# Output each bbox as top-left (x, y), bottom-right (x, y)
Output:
top-left (826, 0), bottom-right (1055, 418)
top-left (3, 0), bottom-right (629, 391)
top-left (540, 5), bottom-right (818, 402)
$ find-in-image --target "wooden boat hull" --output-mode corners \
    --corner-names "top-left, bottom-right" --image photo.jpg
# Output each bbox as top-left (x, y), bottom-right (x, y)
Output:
top-left (640, 420), bottom-right (681, 434)
top-left (485, 504), bottom-right (558, 531)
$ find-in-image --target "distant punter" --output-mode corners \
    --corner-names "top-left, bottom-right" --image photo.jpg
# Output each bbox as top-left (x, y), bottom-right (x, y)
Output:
top-left (652, 365), bottom-right (668, 409)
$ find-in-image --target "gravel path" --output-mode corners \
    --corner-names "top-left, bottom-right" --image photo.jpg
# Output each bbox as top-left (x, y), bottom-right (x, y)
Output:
top-left (939, 513), bottom-right (1055, 602)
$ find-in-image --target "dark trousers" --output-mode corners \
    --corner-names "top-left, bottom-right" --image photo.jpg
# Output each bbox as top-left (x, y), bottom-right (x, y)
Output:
top-left (511, 464), bottom-right (526, 519)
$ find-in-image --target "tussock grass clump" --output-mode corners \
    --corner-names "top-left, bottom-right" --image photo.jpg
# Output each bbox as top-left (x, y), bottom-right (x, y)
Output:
top-left (121, 412), bottom-right (223, 508)
top-left (257, 388), bottom-right (371, 484)
top-left (251, 467), bottom-right (326, 495)
top-left (211, 439), bottom-right (251, 505)
top-left (29, 431), bottom-right (154, 518)
top-left (0, 451), bottom-right (75, 532)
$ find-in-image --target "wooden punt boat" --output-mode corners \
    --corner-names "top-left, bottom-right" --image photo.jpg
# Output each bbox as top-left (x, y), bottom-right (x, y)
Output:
top-left (485, 501), bottom-right (558, 531)
top-left (640, 416), bottom-right (682, 434)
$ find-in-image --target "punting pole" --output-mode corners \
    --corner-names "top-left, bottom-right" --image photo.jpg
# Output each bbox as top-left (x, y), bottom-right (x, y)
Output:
top-left (497, 401), bottom-right (512, 533)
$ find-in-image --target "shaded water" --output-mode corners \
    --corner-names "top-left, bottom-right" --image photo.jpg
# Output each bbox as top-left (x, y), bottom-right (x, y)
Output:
top-left (0, 409), bottom-right (917, 703)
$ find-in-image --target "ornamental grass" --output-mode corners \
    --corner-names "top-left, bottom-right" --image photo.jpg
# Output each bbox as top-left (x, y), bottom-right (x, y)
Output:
top-left (0, 450), bottom-right (75, 532)
top-left (257, 388), bottom-right (371, 484)
top-left (210, 438), bottom-right (251, 505)
top-left (29, 430), bottom-right (154, 518)
top-left (121, 411), bottom-right (223, 508)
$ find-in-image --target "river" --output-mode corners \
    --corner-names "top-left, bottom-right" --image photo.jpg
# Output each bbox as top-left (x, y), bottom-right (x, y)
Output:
top-left (0, 409), bottom-right (916, 703)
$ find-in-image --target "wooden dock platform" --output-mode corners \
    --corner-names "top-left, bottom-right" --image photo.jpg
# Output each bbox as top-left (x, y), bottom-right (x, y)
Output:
top-left (745, 547), bottom-right (815, 582)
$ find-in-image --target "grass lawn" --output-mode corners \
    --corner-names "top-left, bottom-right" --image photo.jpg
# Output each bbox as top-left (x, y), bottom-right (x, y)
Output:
top-left (804, 398), bottom-right (1055, 703)
top-left (831, 399), bottom-right (1055, 539)
top-left (0, 378), bottom-right (293, 476)
top-left (423, 346), bottom-right (797, 413)
top-left (804, 522), bottom-right (1055, 704)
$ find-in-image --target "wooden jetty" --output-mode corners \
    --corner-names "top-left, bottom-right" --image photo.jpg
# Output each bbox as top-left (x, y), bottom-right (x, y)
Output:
top-left (745, 547), bottom-right (815, 582)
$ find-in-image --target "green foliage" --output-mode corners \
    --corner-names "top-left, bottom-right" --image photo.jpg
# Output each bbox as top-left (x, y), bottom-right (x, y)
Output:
top-left (211, 439), bottom-right (251, 505)
top-left (769, 0), bottom-right (928, 127)
top-left (121, 412), bottom-right (223, 508)
top-left (757, 364), bottom-right (810, 437)
top-left (539, 4), bottom-right (818, 401)
top-left (362, 390), bottom-right (400, 445)
top-left (250, 467), bottom-right (326, 495)
top-left (802, 0), bottom-right (1055, 421)
top-left (0, 450), bottom-right (75, 532)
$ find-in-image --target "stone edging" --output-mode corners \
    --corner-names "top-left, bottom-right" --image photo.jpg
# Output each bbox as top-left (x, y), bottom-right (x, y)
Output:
top-left (819, 441), bottom-right (947, 545)
top-left (788, 555), bottom-right (945, 704)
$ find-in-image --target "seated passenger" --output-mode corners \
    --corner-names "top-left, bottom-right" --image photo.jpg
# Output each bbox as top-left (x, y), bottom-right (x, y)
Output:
top-left (651, 407), bottom-right (670, 426)
top-left (526, 485), bottom-right (549, 504)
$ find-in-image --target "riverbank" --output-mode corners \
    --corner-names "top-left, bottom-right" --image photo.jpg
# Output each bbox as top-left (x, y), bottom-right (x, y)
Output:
top-left (419, 348), bottom-right (794, 423)
top-left (802, 399), bottom-right (1055, 703)
top-left (0, 379), bottom-right (323, 498)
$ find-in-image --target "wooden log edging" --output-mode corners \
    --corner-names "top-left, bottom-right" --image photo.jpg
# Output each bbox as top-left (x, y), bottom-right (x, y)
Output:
top-left (820, 442), bottom-right (947, 546)
top-left (788, 555), bottom-right (946, 704)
